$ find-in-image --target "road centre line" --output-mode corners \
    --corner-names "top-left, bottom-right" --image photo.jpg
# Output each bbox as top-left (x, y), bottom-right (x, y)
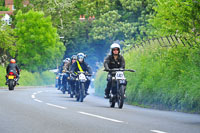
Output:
top-left (31, 95), bottom-right (35, 99)
top-left (150, 130), bottom-right (167, 133)
top-left (46, 103), bottom-right (67, 109)
top-left (34, 99), bottom-right (43, 103)
top-left (78, 111), bottom-right (124, 123)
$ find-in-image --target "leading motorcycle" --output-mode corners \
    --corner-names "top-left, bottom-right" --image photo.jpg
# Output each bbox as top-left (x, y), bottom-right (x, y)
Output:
top-left (104, 68), bottom-right (135, 109)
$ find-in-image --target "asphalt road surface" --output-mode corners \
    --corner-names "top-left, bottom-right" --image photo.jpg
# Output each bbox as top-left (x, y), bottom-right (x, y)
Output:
top-left (0, 87), bottom-right (200, 133)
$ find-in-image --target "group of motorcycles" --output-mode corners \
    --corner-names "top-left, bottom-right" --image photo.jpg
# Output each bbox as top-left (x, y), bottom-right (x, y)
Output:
top-left (56, 70), bottom-right (92, 102)
top-left (56, 68), bottom-right (135, 109)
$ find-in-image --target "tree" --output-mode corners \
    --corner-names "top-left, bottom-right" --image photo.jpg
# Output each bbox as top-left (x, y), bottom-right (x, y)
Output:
top-left (149, 0), bottom-right (200, 38)
top-left (15, 10), bottom-right (65, 72)
top-left (0, 21), bottom-right (16, 61)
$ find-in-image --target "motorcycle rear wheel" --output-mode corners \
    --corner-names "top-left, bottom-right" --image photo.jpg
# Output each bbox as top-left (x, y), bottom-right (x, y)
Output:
top-left (8, 80), bottom-right (14, 91)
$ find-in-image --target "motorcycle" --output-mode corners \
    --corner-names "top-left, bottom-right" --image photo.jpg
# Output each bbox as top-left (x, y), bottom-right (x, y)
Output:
top-left (67, 73), bottom-right (76, 98)
top-left (58, 70), bottom-right (69, 94)
top-left (75, 71), bottom-right (92, 102)
top-left (7, 70), bottom-right (18, 91)
top-left (104, 68), bottom-right (135, 109)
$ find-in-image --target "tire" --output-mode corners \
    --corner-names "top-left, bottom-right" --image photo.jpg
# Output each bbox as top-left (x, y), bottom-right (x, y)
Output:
top-left (8, 80), bottom-right (14, 91)
top-left (110, 96), bottom-right (115, 108)
top-left (61, 86), bottom-right (65, 94)
top-left (79, 83), bottom-right (85, 102)
top-left (70, 94), bottom-right (74, 98)
top-left (118, 85), bottom-right (125, 109)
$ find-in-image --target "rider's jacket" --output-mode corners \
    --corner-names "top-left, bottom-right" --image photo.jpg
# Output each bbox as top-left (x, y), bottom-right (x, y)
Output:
top-left (70, 61), bottom-right (92, 75)
top-left (6, 63), bottom-right (20, 75)
top-left (104, 54), bottom-right (125, 70)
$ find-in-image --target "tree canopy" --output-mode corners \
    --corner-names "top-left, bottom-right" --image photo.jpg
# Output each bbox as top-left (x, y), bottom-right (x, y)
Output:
top-left (15, 10), bottom-right (65, 72)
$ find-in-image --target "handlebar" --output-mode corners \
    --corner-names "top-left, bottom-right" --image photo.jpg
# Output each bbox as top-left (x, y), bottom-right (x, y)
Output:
top-left (76, 71), bottom-right (92, 76)
top-left (104, 68), bottom-right (136, 72)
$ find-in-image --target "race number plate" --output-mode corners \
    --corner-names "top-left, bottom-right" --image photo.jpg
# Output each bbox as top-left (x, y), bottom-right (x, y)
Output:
top-left (8, 75), bottom-right (14, 79)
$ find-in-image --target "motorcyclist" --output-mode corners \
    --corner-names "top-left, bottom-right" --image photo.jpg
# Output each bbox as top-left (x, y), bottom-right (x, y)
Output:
top-left (104, 43), bottom-right (125, 98)
top-left (68, 55), bottom-right (77, 96)
top-left (70, 53), bottom-right (92, 95)
top-left (57, 58), bottom-right (71, 90)
top-left (5, 59), bottom-right (20, 85)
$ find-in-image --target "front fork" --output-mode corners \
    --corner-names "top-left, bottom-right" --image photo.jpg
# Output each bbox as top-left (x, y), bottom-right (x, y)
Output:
top-left (111, 79), bottom-right (127, 97)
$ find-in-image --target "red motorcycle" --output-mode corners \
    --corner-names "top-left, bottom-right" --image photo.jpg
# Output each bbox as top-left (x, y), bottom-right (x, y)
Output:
top-left (7, 70), bottom-right (18, 91)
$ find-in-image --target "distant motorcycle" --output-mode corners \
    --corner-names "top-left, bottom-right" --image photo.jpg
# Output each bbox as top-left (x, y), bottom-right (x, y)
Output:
top-left (68, 73), bottom-right (76, 98)
top-left (7, 70), bottom-right (18, 91)
top-left (104, 68), bottom-right (135, 109)
top-left (58, 71), bottom-right (69, 94)
top-left (75, 71), bottom-right (92, 102)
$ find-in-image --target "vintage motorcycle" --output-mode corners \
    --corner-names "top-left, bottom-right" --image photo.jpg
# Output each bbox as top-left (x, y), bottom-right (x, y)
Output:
top-left (104, 68), bottom-right (135, 109)
top-left (75, 71), bottom-right (92, 102)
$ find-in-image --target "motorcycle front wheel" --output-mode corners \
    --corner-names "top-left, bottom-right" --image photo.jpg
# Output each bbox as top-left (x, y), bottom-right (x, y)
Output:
top-left (79, 83), bottom-right (85, 102)
top-left (117, 85), bottom-right (125, 109)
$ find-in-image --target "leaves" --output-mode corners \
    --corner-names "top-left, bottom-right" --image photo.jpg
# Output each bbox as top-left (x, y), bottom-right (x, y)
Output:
top-left (15, 10), bottom-right (65, 72)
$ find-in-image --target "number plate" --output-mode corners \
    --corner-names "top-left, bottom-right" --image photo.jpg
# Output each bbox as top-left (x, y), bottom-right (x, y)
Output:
top-left (8, 75), bottom-right (14, 79)
top-left (115, 71), bottom-right (125, 80)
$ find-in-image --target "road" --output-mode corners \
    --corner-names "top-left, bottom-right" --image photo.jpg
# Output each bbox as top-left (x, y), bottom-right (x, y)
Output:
top-left (0, 87), bottom-right (200, 133)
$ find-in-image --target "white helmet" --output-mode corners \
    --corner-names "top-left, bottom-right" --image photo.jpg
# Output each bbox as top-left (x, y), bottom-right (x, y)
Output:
top-left (110, 43), bottom-right (120, 54)
top-left (63, 58), bottom-right (70, 63)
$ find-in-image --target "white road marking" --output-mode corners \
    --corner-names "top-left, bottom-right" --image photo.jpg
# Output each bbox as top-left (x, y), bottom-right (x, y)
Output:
top-left (37, 91), bottom-right (42, 93)
top-left (46, 103), bottom-right (67, 109)
top-left (151, 130), bottom-right (167, 133)
top-left (31, 95), bottom-right (35, 99)
top-left (33, 92), bottom-right (37, 95)
top-left (34, 99), bottom-right (43, 103)
top-left (78, 111), bottom-right (124, 123)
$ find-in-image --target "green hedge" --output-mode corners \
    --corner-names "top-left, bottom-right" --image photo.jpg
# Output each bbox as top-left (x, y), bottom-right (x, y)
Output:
top-left (95, 41), bottom-right (200, 113)
top-left (0, 66), bottom-right (56, 87)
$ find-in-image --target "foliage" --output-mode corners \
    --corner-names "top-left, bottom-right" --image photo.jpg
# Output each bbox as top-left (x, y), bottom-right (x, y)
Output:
top-left (149, 0), bottom-right (200, 37)
top-left (124, 40), bottom-right (200, 113)
top-left (0, 21), bottom-right (16, 58)
top-left (0, 6), bottom-right (9, 11)
top-left (15, 10), bottom-right (65, 72)
top-left (94, 67), bottom-right (107, 96)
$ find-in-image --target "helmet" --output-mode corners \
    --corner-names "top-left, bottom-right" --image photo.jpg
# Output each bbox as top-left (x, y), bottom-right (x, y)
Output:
top-left (77, 53), bottom-right (85, 61)
top-left (71, 55), bottom-right (77, 60)
top-left (110, 43), bottom-right (120, 54)
top-left (63, 58), bottom-right (70, 63)
top-left (65, 58), bottom-right (71, 62)
top-left (10, 59), bottom-right (16, 64)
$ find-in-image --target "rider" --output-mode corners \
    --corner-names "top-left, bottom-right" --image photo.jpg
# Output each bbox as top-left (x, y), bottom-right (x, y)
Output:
top-left (68, 55), bottom-right (77, 95)
top-left (70, 53), bottom-right (92, 95)
top-left (5, 59), bottom-right (20, 85)
top-left (57, 58), bottom-right (71, 90)
top-left (104, 43), bottom-right (125, 98)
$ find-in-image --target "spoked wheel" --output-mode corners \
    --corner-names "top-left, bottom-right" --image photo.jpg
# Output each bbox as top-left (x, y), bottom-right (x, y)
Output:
top-left (79, 83), bottom-right (85, 102)
top-left (117, 85), bottom-right (125, 109)
top-left (8, 80), bottom-right (14, 91)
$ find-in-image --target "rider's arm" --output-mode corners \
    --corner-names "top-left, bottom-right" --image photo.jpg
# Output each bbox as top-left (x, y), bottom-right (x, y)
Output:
top-left (121, 56), bottom-right (125, 69)
top-left (104, 56), bottom-right (110, 70)
top-left (6, 65), bottom-right (9, 74)
top-left (16, 65), bottom-right (20, 75)
top-left (86, 64), bottom-right (92, 74)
